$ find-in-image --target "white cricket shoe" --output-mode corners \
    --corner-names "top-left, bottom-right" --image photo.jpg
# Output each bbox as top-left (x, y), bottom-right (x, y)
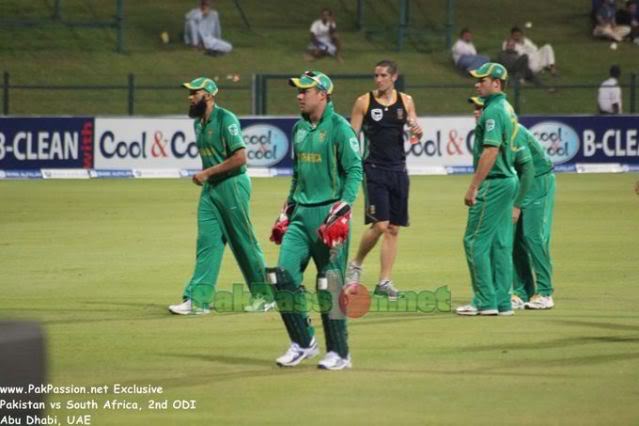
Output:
top-left (318, 351), bottom-right (352, 370)
top-left (168, 299), bottom-right (210, 315)
top-left (498, 310), bottom-right (514, 316)
top-left (276, 338), bottom-right (319, 367)
top-left (455, 304), bottom-right (498, 316)
top-left (511, 295), bottom-right (526, 310)
top-left (346, 261), bottom-right (363, 284)
top-left (525, 295), bottom-right (554, 310)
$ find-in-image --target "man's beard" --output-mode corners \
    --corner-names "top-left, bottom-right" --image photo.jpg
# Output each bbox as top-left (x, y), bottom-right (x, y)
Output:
top-left (188, 99), bottom-right (207, 118)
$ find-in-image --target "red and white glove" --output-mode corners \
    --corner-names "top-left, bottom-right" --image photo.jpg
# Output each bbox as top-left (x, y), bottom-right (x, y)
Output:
top-left (269, 202), bottom-right (296, 245)
top-left (318, 201), bottom-right (351, 248)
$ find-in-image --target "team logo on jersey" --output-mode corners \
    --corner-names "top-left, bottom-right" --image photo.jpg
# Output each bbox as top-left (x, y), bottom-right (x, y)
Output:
top-left (397, 108), bottom-right (404, 120)
top-left (371, 108), bottom-right (384, 122)
top-left (486, 119), bottom-right (496, 132)
top-left (295, 129), bottom-right (308, 144)
top-left (228, 124), bottom-right (239, 136)
top-left (349, 137), bottom-right (360, 152)
top-left (318, 130), bottom-right (327, 143)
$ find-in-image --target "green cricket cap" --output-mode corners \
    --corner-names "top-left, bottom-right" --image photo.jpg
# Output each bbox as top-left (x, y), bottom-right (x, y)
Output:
top-left (469, 62), bottom-right (508, 81)
top-left (183, 77), bottom-right (218, 95)
top-left (288, 71), bottom-right (334, 94)
top-left (467, 96), bottom-right (485, 107)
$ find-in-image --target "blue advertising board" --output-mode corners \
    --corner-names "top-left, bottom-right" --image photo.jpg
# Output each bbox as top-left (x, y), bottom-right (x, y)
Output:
top-left (519, 115), bottom-right (639, 166)
top-left (240, 117), bottom-right (296, 170)
top-left (0, 115), bottom-right (637, 177)
top-left (0, 117), bottom-right (94, 170)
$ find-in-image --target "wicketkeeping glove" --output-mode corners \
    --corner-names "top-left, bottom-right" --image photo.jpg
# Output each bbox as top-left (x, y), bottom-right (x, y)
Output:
top-left (269, 201), bottom-right (296, 245)
top-left (318, 201), bottom-right (351, 248)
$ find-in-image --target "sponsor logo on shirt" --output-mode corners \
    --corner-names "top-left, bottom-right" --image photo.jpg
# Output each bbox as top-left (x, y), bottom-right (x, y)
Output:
top-left (397, 108), bottom-right (404, 120)
top-left (295, 129), bottom-right (308, 144)
top-left (228, 124), bottom-right (239, 136)
top-left (486, 119), bottom-right (496, 132)
top-left (371, 108), bottom-right (384, 122)
top-left (299, 152), bottom-right (322, 163)
top-left (319, 130), bottom-right (327, 143)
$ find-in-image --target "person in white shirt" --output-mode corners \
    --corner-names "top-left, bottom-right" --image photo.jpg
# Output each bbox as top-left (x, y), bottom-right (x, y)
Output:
top-left (451, 28), bottom-right (490, 72)
top-left (306, 8), bottom-right (342, 61)
top-left (598, 65), bottom-right (623, 114)
top-left (184, 0), bottom-right (233, 55)
top-left (503, 27), bottom-right (556, 75)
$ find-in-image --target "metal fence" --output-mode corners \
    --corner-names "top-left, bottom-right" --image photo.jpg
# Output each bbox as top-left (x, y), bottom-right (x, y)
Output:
top-left (2, 71), bottom-right (637, 116)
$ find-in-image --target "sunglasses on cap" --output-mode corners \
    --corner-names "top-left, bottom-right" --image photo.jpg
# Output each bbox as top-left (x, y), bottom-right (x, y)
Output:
top-left (303, 71), bottom-right (328, 92)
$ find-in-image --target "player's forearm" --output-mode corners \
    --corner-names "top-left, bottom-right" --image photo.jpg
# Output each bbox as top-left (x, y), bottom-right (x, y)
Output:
top-left (340, 162), bottom-right (363, 205)
top-left (350, 111), bottom-right (363, 134)
top-left (202, 149), bottom-right (246, 178)
top-left (514, 160), bottom-right (534, 208)
top-left (470, 147), bottom-right (498, 188)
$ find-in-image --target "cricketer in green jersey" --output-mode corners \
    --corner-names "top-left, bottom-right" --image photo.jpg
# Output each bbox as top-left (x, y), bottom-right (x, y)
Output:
top-left (468, 97), bottom-right (556, 311)
top-left (457, 63), bottom-right (519, 316)
top-left (511, 125), bottom-right (556, 310)
top-left (168, 77), bottom-right (271, 315)
top-left (268, 71), bottom-right (362, 370)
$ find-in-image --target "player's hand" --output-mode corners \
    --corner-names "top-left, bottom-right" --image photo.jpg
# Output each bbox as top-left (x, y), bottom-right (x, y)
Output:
top-left (318, 201), bottom-right (351, 248)
top-left (512, 207), bottom-right (521, 223)
top-left (464, 185), bottom-right (478, 206)
top-left (192, 170), bottom-right (209, 186)
top-left (270, 202), bottom-right (296, 245)
top-left (407, 118), bottom-right (423, 140)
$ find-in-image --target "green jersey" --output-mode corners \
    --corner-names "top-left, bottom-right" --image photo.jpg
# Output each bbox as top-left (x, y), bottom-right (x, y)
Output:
top-left (288, 102), bottom-right (363, 205)
top-left (473, 93), bottom-right (518, 178)
top-left (194, 105), bottom-right (246, 177)
top-left (513, 125), bottom-right (553, 177)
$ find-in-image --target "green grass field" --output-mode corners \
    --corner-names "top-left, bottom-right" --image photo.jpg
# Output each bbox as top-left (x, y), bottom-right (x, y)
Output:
top-left (1, 174), bottom-right (639, 425)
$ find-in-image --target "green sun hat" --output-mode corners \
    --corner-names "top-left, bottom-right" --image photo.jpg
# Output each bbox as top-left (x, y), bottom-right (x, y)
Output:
top-left (467, 96), bottom-right (485, 107)
top-left (469, 63), bottom-right (508, 81)
top-left (288, 71), bottom-right (334, 94)
top-left (182, 77), bottom-right (219, 95)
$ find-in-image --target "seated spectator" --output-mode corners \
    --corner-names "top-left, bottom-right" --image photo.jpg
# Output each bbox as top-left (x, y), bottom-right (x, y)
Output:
top-left (616, 0), bottom-right (639, 43)
top-left (598, 65), bottom-right (623, 114)
top-left (305, 8), bottom-right (342, 62)
top-left (503, 26), bottom-right (557, 75)
top-left (497, 39), bottom-right (542, 87)
top-left (593, 0), bottom-right (631, 42)
top-left (451, 28), bottom-right (490, 72)
top-left (184, 0), bottom-right (233, 55)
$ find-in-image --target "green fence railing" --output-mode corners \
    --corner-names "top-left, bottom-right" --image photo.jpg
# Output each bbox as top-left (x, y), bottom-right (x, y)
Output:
top-left (1, 71), bottom-right (637, 116)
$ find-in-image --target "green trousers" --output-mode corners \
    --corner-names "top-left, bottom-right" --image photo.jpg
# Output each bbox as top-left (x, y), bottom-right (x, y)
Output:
top-left (277, 203), bottom-right (350, 358)
top-left (183, 173), bottom-right (266, 308)
top-left (464, 177), bottom-right (517, 312)
top-left (513, 173), bottom-right (555, 300)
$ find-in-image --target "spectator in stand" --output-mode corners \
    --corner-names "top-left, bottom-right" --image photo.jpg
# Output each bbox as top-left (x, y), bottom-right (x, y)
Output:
top-left (451, 28), bottom-right (490, 72)
top-left (597, 65), bottom-right (623, 114)
top-left (305, 8), bottom-right (343, 62)
top-left (503, 26), bottom-right (557, 76)
top-left (497, 38), bottom-right (542, 87)
top-left (616, 0), bottom-right (639, 43)
top-left (184, 0), bottom-right (233, 55)
top-left (593, 0), bottom-right (631, 42)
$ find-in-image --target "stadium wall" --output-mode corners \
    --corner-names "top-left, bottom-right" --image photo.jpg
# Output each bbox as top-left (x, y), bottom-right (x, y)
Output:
top-left (0, 115), bottom-right (637, 179)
